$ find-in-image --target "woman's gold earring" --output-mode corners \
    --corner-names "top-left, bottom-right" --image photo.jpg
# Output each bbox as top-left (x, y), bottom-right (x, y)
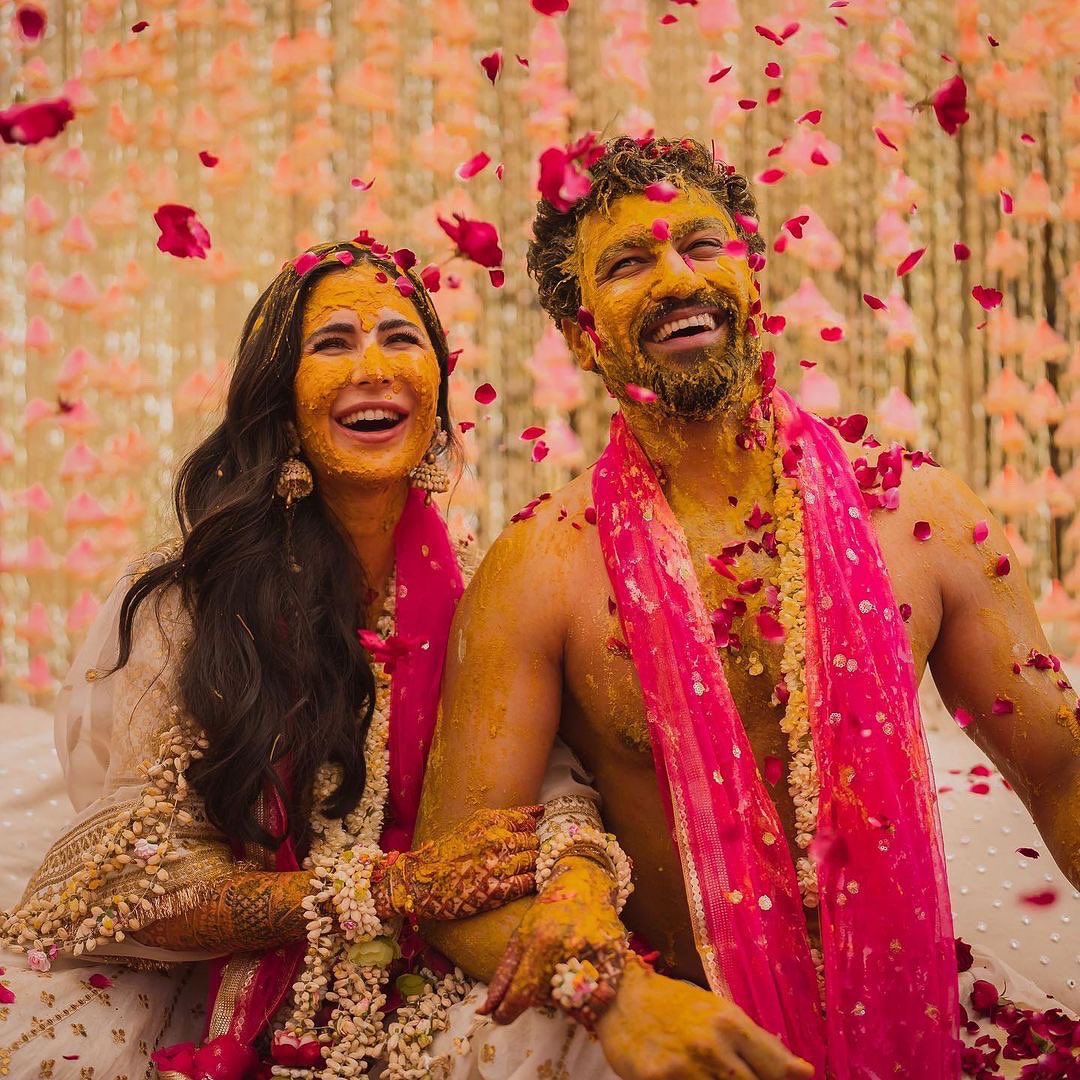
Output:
top-left (276, 423), bottom-right (314, 572)
top-left (408, 417), bottom-right (451, 505)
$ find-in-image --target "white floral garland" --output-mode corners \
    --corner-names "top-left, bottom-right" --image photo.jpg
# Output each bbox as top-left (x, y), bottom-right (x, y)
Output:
top-left (772, 447), bottom-right (821, 911)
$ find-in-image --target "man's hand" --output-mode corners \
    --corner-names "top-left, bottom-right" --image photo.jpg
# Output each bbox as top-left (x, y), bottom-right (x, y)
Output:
top-left (376, 806), bottom-right (542, 920)
top-left (597, 961), bottom-right (815, 1080)
top-left (479, 856), bottom-right (624, 1023)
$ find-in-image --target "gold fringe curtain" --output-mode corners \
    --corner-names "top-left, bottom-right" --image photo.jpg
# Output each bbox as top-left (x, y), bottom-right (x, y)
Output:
top-left (1, 0), bottom-right (1078, 701)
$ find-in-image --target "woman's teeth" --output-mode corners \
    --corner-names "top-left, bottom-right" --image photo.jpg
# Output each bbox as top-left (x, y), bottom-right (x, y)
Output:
top-left (338, 407), bottom-right (405, 432)
top-left (651, 311), bottom-right (719, 343)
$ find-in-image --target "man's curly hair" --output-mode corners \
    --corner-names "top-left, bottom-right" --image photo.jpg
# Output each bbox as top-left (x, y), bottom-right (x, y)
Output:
top-left (527, 136), bottom-right (765, 325)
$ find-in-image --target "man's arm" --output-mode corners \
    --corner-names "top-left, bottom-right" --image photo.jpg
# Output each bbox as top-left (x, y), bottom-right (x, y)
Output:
top-left (416, 518), bottom-right (567, 978)
top-left (926, 468), bottom-right (1080, 888)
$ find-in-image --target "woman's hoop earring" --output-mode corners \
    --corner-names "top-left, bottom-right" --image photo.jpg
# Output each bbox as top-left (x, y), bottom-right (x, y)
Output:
top-left (407, 417), bottom-right (450, 505)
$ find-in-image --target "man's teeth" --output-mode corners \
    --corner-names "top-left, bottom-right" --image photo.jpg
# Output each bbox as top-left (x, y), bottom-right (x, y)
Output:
top-left (338, 408), bottom-right (401, 426)
top-left (652, 312), bottom-right (719, 343)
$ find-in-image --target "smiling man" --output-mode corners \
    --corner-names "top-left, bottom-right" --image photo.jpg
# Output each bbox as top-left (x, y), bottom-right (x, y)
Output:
top-left (417, 137), bottom-right (1080, 1078)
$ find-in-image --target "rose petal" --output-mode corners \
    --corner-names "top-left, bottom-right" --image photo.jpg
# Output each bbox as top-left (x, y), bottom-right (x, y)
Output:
top-left (0, 96), bottom-right (75, 146)
top-left (1016, 847), bottom-right (1040, 859)
top-left (88, 973), bottom-right (113, 989)
top-left (1020, 889), bottom-right (1057, 906)
top-left (437, 213), bottom-right (503, 269)
top-left (762, 314), bottom-right (786, 335)
top-left (994, 554), bottom-right (1010, 576)
top-left (932, 75), bottom-right (970, 135)
top-left (971, 284), bottom-right (1003, 310)
top-left (520, 426), bottom-right (545, 441)
top-left (708, 66), bottom-right (733, 83)
top-left (350, 176), bottom-right (375, 190)
top-left (1000, 189), bottom-right (1013, 214)
top-left (755, 611), bottom-right (785, 642)
top-left (972, 520), bottom-right (988, 543)
top-left (393, 247), bottom-right (417, 271)
top-left (896, 248), bottom-right (926, 276)
top-left (459, 421), bottom-right (475, 433)
top-left (456, 151), bottom-right (491, 180)
top-left (956, 938), bottom-right (974, 973)
top-left (954, 707), bottom-right (974, 729)
top-left (820, 326), bottom-right (843, 342)
top-left (754, 23), bottom-right (783, 45)
top-left (992, 696), bottom-right (1013, 715)
top-left (532, 440), bottom-right (550, 463)
top-left (198, 150), bottom-right (219, 168)
top-left (723, 239), bottom-right (748, 257)
top-left (874, 127), bottom-right (899, 150)
top-left (738, 99), bottom-right (758, 111)
top-left (480, 50), bottom-right (501, 84)
top-left (969, 782), bottom-right (990, 795)
top-left (625, 383), bottom-right (657, 403)
top-left (757, 168), bottom-right (785, 185)
top-left (733, 211), bottom-right (758, 234)
top-left (798, 109), bottom-right (823, 124)
top-left (651, 218), bottom-right (670, 240)
top-left (764, 61), bottom-right (782, 78)
top-left (474, 383), bottom-right (497, 405)
top-left (862, 292), bottom-right (887, 310)
top-left (643, 181), bottom-right (678, 203)
top-left (763, 755), bottom-right (784, 785)
top-left (15, 4), bottom-right (47, 41)
top-left (659, 12), bottom-right (678, 23)
top-left (131, 19), bottom-right (148, 32)
top-left (810, 148), bottom-right (829, 166)
top-left (531, 0), bottom-right (570, 14)
top-left (953, 242), bottom-right (970, 261)
top-left (394, 276), bottom-right (415, 298)
top-left (155, 204), bottom-right (212, 260)
top-left (420, 265), bottom-right (441, 292)
top-left (489, 269), bottom-right (505, 287)
top-left (913, 520), bottom-right (932, 541)
top-left (899, 602), bottom-right (912, 621)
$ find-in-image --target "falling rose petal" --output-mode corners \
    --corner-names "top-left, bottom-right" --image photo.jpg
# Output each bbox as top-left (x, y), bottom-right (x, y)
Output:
top-left (496, 163), bottom-right (504, 180)
top-left (374, 271), bottom-right (388, 283)
top-left (931, 75), bottom-right (970, 135)
top-left (198, 150), bottom-right (219, 167)
top-left (972, 520), bottom-right (988, 543)
top-left (131, 20), bottom-right (148, 32)
top-left (708, 554), bottom-right (738, 581)
top-left (0, 96), bottom-right (75, 146)
top-left (832, 414), bottom-right (868, 442)
top-left (576, 306), bottom-right (605, 352)
top-left (783, 214), bottom-right (810, 238)
top-left (1019, 132), bottom-right (1036, 145)
top-left (625, 383), bottom-right (657, 403)
top-left (659, 13), bottom-right (678, 24)
top-left (335, 251), bottom-right (354, 267)
top-left (420, 265), bottom-right (441, 292)
top-left (1019, 889), bottom-right (1057, 906)
top-left (474, 383), bottom-right (497, 405)
top-left (762, 314), bottom-right (786, 334)
top-left (1016, 847), bottom-right (1040, 859)
top-left (88, 973), bottom-right (113, 989)
top-left (480, 50), bottom-right (502, 84)
top-left (733, 212), bottom-right (758, 234)
top-left (913, 520), bottom-right (932, 541)
top-left (754, 24), bottom-right (784, 45)
top-left (764, 61), bottom-right (782, 78)
top-left (459, 421), bottom-right (475, 433)
top-left (810, 149), bottom-right (829, 166)
top-left (521, 426), bottom-right (545, 441)
top-left (953, 242), bottom-right (971, 261)
top-left (651, 218), bottom-right (670, 240)
top-left (516, 54), bottom-right (529, 66)
top-left (992, 696), bottom-right (1013, 715)
top-left (532, 440), bottom-right (550, 462)
top-left (956, 938), bottom-right (974, 973)
top-left (969, 782), bottom-right (991, 795)
top-left (798, 109), bottom-right (823, 124)
top-left (895, 248), bottom-right (926, 276)
top-left (531, 0), bottom-right (570, 14)
top-left (971, 285), bottom-right (1002, 310)
top-left (757, 168), bottom-right (785, 185)
top-left (999, 189), bottom-right (1013, 215)
top-left (994, 554), bottom-right (1010, 576)
top-left (393, 248), bottom-right (417, 272)
top-left (820, 326), bottom-right (843, 342)
top-left (394, 276), bottom-right (415, 298)
top-left (773, 234), bottom-right (789, 255)
top-left (874, 127), bottom-right (899, 151)
top-left (953, 707), bottom-right (974, 729)
top-left (723, 240), bottom-right (748, 257)
top-left (489, 269), bottom-right (505, 287)
top-left (708, 66), bottom-right (733, 83)
top-left (15, 4), bottom-right (47, 40)
top-left (447, 348), bottom-right (462, 374)
top-left (780, 21), bottom-right (799, 39)
top-left (154, 205), bottom-right (212, 260)
top-left (0, 985), bottom-right (14, 1004)
top-left (738, 99), bottom-right (758, 111)
top-left (456, 151), bottom-right (491, 180)
top-left (643, 181), bottom-right (678, 203)
top-left (799, 360), bottom-right (816, 368)
top-left (350, 177), bottom-right (375, 190)
top-left (987, 34), bottom-right (999, 46)
top-left (863, 293), bottom-right (887, 311)
top-left (606, 636), bottom-right (632, 659)
top-left (763, 756), bottom-right (784, 785)
top-left (756, 611), bottom-right (785, 642)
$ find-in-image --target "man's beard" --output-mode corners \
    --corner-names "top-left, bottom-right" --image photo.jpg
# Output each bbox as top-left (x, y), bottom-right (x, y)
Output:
top-left (610, 292), bottom-right (758, 421)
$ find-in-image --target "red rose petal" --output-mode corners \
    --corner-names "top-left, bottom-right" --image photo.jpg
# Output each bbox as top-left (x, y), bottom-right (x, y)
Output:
top-left (88, 973), bottom-right (113, 989)
top-left (437, 213), bottom-right (503, 269)
top-left (198, 150), bottom-right (219, 168)
top-left (972, 285), bottom-right (1002, 310)
top-left (969, 782), bottom-right (991, 795)
top-left (659, 13), bottom-right (678, 24)
top-left (738, 98), bottom-right (758, 111)
top-left (644, 181), bottom-right (678, 203)
top-left (532, 440), bottom-right (550, 462)
top-left (531, 0), bottom-right (570, 14)
top-left (756, 611), bottom-right (785, 642)
top-left (994, 554), bottom-right (1010, 576)
top-left (764, 61), bottom-right (782, 78)
top-left (0, 95), bottom-right (75, 146)
top-left (810, 148), bottom-right (829, 165)
top-left (584, 506), bottom-right (597, 525)
top-left (0, 985), bottom-right (14, 1005)
top-left (419, 264), bottom-right (441, 292)
top-left (723, 239), bottom-right (748, 257)
top-left (15, 4), bottom-right (47, 40)
top-left (1020, 889), bottom-right (1057, 906)
top-left (896, 248), bottom-right (926, 276)
top-left (708, 66), bottom-right (733, 83)
top-left (520, 426), bottom-right (545, 441)
top-left (863, 293), bottom-right (887, 310)
top-left (393, 247), bottom-right (417, 271)
top-left (762, 314), bottom-right (786, 335)
top-left (733, 212), bottom-right (758, 234)
top-left (953, 242), bottom-right (970, 261)
top-left (394, 276), bottom-right (415, 298)
top-left (350, 176), bottom-right (375, 190)
top-left (954, 707), bottom-right (974, 729)
top-left (798, 109), bottom-right (823, 124)
top-left (763, 755), bottom-right (784, 785)
top-left (459, 421), bottom-right (475, 433)
top-left (474, 383), bottom-right (497, 405)
top-left (932, 75), bottom-right (970, 135)
top-left (335, 251), bottom-right (354, 267)
top-left (155, 204), bottom-right (212, 260)
top-left (131, 19), bottom-right (149, 32)
top-left (1000, 189), bottom-right (1013, 214)
top-left (783, 214), bottom-right (810, 238)
top-left (913, 520), bottom-right (932, 541)
top-left (480, 50), bottom-right (501, 84)
top-left (820, 326), bottom-right (843, 342)
top-left (651, 218), bottom-right (670, 240)
top-left (456, 151), bottom-right (491, 180)
top-left (488, 269), bottom-right (505, 287)
top-left (625, 383), bottom-right (657, 403)
top-left (899, 602), bottom-right (912, 621)
top-left (1016, 847), bottom-right (1040, 859)
top-left (971, 520), bottom-right (988, 543)
top-left (1019, 132), bottom-right (1036, 145)
top-left (754, 23), bottom-right (783, 45)
top-left (992, 696), bottom-right (1013, 715)
top-left (757, 167), bottom-right (785, 185)
top-left (874, 127), bottom-right (899, 150)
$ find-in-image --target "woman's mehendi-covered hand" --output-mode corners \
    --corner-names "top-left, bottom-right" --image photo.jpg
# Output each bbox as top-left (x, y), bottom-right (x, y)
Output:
top-left (374, 806), bottom-right (542, 920)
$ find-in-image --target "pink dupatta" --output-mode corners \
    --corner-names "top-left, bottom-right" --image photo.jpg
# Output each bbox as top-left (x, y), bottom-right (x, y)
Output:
top-left (155, 488), bottom-right (464, 1077)
top-left (592, 393), bottom-right (958, 1077)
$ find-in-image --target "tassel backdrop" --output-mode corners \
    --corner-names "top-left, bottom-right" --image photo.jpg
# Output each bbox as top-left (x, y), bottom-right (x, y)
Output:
top-left (1, 0), bottom-right (1078, 701)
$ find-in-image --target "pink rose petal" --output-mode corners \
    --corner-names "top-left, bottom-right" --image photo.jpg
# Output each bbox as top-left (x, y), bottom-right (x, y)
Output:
top-left (419, 264), bottom-right (441, 292)
top-left (394, 276), bottom-right (415, 298)
top-left (456, 151), bottom-right (491, 180)
top-left (972, 520), bottom-right (988, 543)
top-left (651, 218), bottom-right (670, 240)
top-left (708, 66), bottom-right (733, 83)
top-left (820, 326), bottom-right (843, 342)
top-left (755, 611), bottom-right (785, 642)
top-left (350, 176), bottom-right (375, 190)
top-left (992, 696), bottom-right (1013, 715)
top-left (913, 520), bottom-right (932, 541)
top-left (335, 251), bottom-right (354, 267)
top-left (953, 707), bottom-right (974, 729)
top-left (798, 109), bottom-right (823, 124)
top-left (532, 440), bottom-right (550, 462)
top-left (643, 181), bottom-right (678, 203)
top-left (757, 168), bottom-right (785, 185)
top-left (723, 239), bottom-right (747, 257)
top-left (625, 383), bottom-right (657, 403)
top-left (1000, 189), bottom-right (1013, 214)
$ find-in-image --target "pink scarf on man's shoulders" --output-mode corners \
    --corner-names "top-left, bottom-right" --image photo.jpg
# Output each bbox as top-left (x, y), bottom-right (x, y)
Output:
top-left (592, 391), bottom-right (958, 1077)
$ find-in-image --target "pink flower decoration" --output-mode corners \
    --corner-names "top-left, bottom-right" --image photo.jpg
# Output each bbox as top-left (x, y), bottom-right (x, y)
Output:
top-left (931, 75), bottom-right (969, 135)
top-left (154, 205), bottom-right (211, 259)
top-left (0, 96), bottom-right (74, 145)
top-left (437, 214), bottom-right (503, 269)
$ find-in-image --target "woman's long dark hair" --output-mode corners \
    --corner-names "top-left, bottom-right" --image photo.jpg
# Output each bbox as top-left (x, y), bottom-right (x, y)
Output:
top-left (110, 241), bottom-right (457, 851)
